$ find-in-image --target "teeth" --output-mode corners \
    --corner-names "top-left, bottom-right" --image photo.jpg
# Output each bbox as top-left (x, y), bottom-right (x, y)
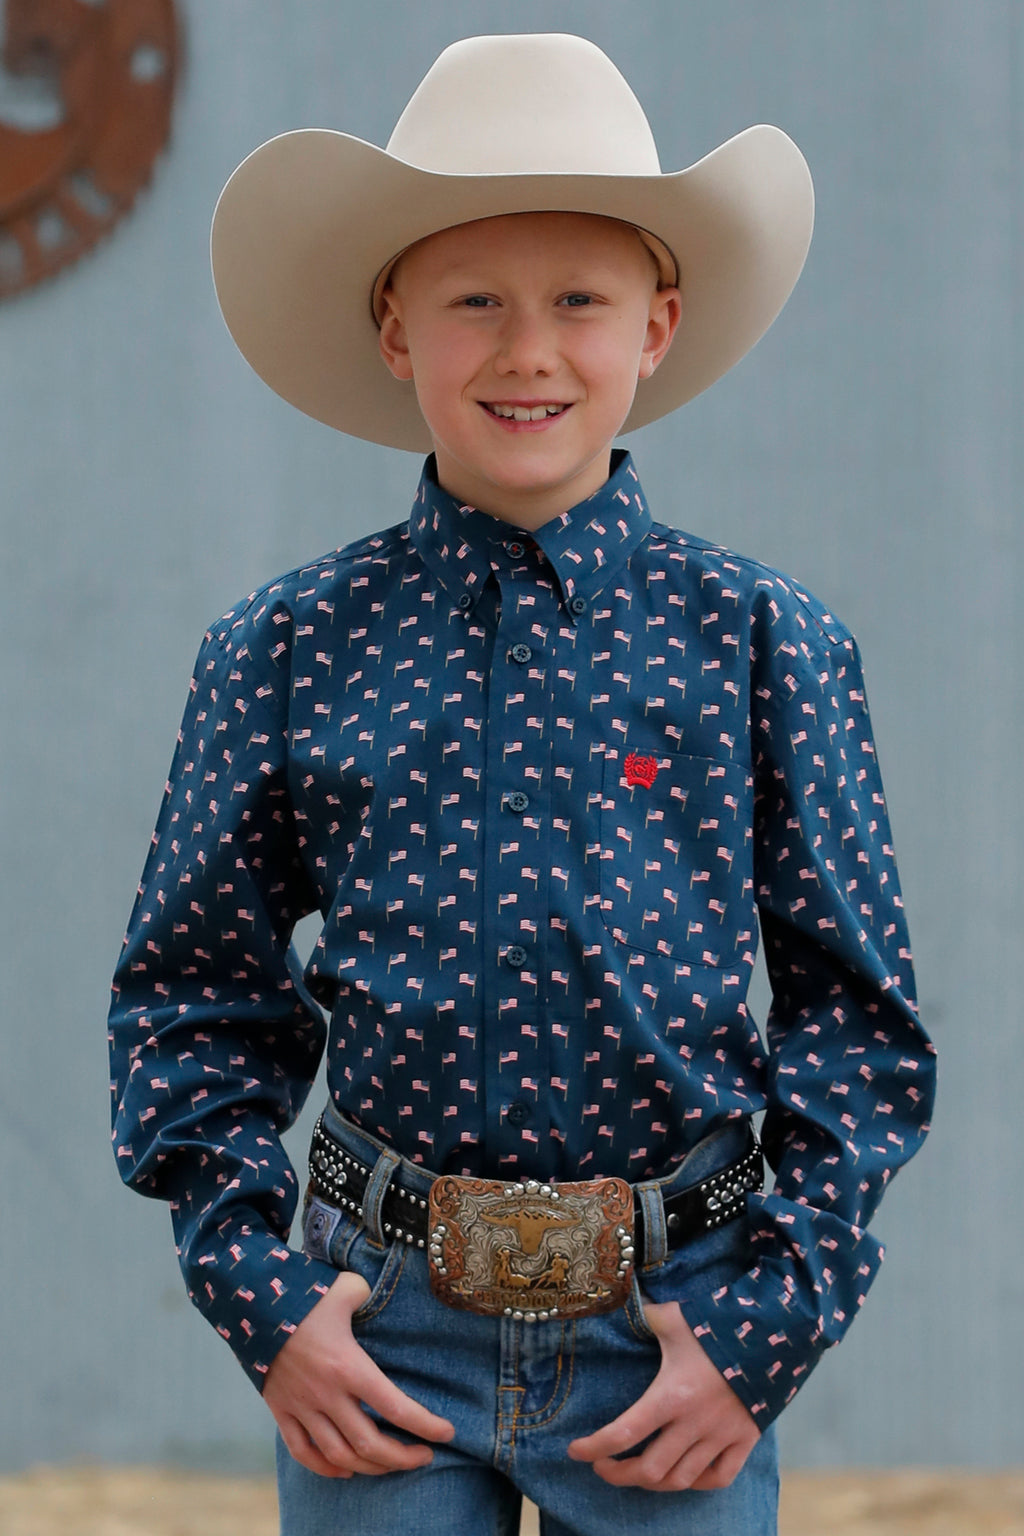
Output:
top-left (489, 404), bottom-right (565, 421)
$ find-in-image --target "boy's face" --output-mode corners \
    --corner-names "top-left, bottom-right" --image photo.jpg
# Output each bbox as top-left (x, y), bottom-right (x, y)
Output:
top-left (378, 212), bottom-right (680, 528)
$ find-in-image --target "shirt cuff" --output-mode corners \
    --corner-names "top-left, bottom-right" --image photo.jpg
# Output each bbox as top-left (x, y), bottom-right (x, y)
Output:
top-left (176, 1211), bottom-right (340, 1391)
top-left (650, 1208), bottom-right (886, 1428)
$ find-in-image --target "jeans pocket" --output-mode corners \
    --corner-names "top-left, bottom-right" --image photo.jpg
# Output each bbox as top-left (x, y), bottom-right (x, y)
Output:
top-left (301, 1193), bottom-right (409, 1325)
top-left (344, 1225), bottom-right (409, 1325)
top-left (633, 1213), bottom-right (754, 1338)
top-left (626, 1272), bottom-right (657, 1342)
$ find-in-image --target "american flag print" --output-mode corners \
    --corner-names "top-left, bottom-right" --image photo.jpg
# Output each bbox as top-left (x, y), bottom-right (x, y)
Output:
top-left (109, 450), bottom-right (935, 1426)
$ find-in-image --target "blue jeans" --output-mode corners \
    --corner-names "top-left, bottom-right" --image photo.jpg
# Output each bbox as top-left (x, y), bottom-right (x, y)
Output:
top-left (277, 1105), bottom-right (778, 1535)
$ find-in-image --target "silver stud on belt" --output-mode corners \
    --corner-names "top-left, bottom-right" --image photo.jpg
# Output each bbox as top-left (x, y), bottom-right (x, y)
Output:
top-left (698, 1149), bottom-right (763, 1229)
top-left (311, 1119), bottom-right (429, 1248)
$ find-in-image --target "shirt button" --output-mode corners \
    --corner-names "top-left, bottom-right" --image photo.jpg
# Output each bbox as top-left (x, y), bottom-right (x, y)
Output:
top-left (569, 595), bottom-right (587, 615)
top-left (505, 944), bottom-right (528, 969)
top-left (507, 1100), bottom-right (530, 1126)
top-left (457, 593), bottom-right (473, 611)
top-left (505, 540), bottom-right (526, 559)
top-left (510, 642), bottom-right (532, 664)
top-left (507, 791), bottom-right (529, 814)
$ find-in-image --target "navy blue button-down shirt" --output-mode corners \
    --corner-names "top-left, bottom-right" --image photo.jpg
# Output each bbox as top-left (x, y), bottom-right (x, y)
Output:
top-left (109, 451), bottom-right (935, 1427)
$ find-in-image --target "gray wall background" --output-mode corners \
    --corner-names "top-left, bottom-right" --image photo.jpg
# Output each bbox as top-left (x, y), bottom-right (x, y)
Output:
top-left (1, 0), bottom-right (1021, 1474)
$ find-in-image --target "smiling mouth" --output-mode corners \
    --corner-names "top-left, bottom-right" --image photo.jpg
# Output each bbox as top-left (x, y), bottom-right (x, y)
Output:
top-left (482, 403), bottom-right (570, 422)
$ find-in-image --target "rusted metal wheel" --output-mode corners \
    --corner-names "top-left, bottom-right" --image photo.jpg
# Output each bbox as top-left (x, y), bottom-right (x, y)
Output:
top-left (0, 0), bottom-right (179, 299)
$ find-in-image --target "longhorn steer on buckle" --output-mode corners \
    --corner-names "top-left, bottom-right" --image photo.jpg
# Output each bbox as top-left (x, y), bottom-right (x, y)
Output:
top-left (427, 1173), bottom-right (634, 1321)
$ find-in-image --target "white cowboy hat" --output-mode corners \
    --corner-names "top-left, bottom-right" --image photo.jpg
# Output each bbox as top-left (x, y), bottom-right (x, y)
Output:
top-left (211, 33), bottom-right (814, 451)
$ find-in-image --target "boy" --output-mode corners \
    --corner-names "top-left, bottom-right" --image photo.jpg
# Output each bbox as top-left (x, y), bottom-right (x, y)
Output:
top-left (109, 33), bottom-right (935, 1535)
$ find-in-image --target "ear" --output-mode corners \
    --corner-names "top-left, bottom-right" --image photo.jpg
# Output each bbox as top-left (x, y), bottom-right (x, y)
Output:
top-left (378, 289), bottom-right (414, 381)
top-left (638, 286), bottom-right (682, 381)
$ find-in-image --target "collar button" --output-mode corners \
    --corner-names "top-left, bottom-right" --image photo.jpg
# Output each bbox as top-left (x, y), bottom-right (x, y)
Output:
top-left (457, 592), bottom-right (473, 611)
top-left (505, 540), bottom-right (526, 560)
top-left (569, 595), bottom-right (587, 616)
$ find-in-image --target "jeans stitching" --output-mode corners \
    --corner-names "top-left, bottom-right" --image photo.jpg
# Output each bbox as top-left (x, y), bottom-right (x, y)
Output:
top-left (511, 1321), bottom-right (578, 1431)
top-left (495, 1325), bottom-right (524, 1470)
top-left (624, 1280), bottom-right (655, 1343)
top-left (342, 1234), bottom-right (409, 1324)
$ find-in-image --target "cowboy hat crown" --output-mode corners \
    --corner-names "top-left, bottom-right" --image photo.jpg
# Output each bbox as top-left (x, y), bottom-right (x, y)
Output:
top-left (387, 34), bottom-right (663, 178)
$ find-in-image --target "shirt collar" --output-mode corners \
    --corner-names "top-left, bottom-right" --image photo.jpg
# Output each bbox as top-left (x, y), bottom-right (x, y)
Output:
top-left (408, 450), bottom-right (652, 622)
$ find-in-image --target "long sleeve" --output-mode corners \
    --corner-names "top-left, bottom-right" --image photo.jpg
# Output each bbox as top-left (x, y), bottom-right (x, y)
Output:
top-left (671, 598), bottom-right (936, 1426)
top-left (108, 619), bottom-right (337, 1388)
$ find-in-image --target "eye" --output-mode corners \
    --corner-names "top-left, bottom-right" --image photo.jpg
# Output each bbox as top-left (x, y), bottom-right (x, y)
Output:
top-left (561, 293), bottom-right (594, 307)
top-left (461, 294), bottom-right (496, 308)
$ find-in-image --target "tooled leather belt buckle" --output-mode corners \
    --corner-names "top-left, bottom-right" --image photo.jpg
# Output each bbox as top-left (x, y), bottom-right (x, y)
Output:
top-left (427, 1173), bottom-right (635, 1321)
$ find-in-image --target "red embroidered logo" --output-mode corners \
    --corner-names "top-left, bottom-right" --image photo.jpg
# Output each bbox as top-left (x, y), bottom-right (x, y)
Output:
top-left (624, 751), bottom-right (659, 789)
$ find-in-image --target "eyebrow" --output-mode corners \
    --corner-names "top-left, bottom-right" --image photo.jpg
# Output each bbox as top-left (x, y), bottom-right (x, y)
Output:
top-left (431, 261), bottom-right (632, 285)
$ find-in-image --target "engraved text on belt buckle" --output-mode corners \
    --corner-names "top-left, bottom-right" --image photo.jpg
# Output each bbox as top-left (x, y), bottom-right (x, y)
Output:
top-left (427, 1174), bottom-right (634, 1320)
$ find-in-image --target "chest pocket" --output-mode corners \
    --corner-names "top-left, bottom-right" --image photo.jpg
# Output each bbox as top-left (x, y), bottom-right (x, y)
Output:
top-left (598, 750), bottom-right (755, 967)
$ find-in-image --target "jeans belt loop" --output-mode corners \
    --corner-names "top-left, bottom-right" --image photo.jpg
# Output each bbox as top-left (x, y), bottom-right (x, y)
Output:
top-left (634, 1181), bottom-right (668, 1266)
top-left (361, 1146), bottom-right (403, 1248)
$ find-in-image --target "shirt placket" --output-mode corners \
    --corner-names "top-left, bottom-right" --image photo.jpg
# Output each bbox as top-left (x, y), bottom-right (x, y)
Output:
top-left (480, 548), bottom-right (560, 1174)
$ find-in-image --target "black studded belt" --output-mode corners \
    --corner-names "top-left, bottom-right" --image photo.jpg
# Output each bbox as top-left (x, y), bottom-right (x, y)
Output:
top-left (308, 1114), bottom-right (763, 1278)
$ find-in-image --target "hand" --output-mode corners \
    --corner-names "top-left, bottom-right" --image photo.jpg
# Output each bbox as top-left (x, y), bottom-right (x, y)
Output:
top-left (567, 1298), bottom-right (759, 1492)
top-left (263, 1270), bottom-right (455, 1478)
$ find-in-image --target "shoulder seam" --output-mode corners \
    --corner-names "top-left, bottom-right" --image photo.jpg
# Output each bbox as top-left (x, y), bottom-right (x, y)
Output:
top-left (209, 521), bottom-right (412, 634)
top-left (646, 521), bottom-right (850, 648)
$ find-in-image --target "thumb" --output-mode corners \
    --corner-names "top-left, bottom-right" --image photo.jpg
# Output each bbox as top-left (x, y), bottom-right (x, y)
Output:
top-left (327, 1269), bottom-right (372, 1313)
top-left (639, 1296), bottom-right (688, 1342)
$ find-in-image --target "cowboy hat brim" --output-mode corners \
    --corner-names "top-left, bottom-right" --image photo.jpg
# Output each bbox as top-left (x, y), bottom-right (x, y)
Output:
top-left (211, 124), bottom-right (813, 451)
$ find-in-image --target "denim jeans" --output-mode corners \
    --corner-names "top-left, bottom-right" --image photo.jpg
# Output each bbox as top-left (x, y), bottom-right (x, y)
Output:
top-left (277, 1104), bottom-right (778, 1535)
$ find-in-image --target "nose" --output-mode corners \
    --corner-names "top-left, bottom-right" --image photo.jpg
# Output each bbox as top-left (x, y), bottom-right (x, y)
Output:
top-left (494, 307), bottom-right (557, 377)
